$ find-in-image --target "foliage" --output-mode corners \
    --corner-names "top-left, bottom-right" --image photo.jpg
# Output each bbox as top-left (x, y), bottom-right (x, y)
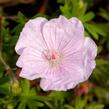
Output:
top-left (0, 0), bottom-right (109, 109)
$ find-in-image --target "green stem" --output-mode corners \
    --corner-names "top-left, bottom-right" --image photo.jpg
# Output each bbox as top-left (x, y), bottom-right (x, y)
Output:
top-left (0, 15), bottom-right (16, 80)
top-left (0, 52), bottom-right (14, 77)
top-left (0, 52), bottom-right (9, 70)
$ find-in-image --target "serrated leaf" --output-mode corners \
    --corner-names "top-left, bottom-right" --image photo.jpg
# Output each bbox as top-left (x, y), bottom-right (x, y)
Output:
top-left (1, 27), bottom-right (11, 43)
top-left (21, 79), bottom-right (30, 96)
top-left (84, 23), bottom-right (99, 40)
top-left (28, 88), bottom-right (45, 101)
top-left (84, 23), bottom-right (106, 39)
top-left (81, 12), bottom-right (95, 22)
top-left (28, 101), bottom-right (44, 109)
top-left (78, 2), bottom-right (87, 17)
top-left (75, 97), bottom-right (86, 109)
top-left (18, 100), bottom-right (27, 109)
top-left (71, 0), bottom-right (78, 16)
top-left (17, 12), bottom-right (27, 24)
top-left (60, 3), bottom-right (72, 18)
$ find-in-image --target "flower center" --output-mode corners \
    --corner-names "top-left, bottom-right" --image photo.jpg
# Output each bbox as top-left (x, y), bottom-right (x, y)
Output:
top-left (42, 50), bottom-right (61, 67)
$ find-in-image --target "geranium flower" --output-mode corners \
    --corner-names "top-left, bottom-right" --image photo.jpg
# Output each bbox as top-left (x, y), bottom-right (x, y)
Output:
top-left (15, 16), bottom-right (97, 91)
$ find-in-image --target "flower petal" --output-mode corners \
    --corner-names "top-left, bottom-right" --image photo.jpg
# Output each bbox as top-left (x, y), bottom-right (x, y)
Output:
top-left (16, 47), bottom-right (49, 80)
top-left (40, 37), bottom-right (97, 91)
top-left (83, 37), bottom-right (97, 80)
top-left (40, 74), bottom-right (78, 91)
top-left (61, 17), bottom-right (84, 54)
top-left (42, 15), bottom-right (84, 53)
top-left (15, 17), bottom-right (48, 55)
top-left (40, 62), bottom-right (84, 91)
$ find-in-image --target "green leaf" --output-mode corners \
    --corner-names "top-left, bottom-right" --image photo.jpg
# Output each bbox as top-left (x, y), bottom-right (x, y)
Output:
top-left (18, 99), bottom-right (27, 109)
top-left (70, 0), bottom-right (78, 16)
top-left (87, 104), bottom-right (104, 109)
top-left (47, 91), bottom-right (67, 102)
top-left (21, 79), bottom-right (30, 96)
top-left (84, 23), bottom-right (99, 40)
top-left (1, 27), bottom-right (11, 43)
top-left (28, 88), bottom-right (45, 101)
top-left (0, 82), bottom-right (10, 95)
top-left (99, 8), bottom-right (109, 21)
top-left (28, 101), bottom-right (44, 109)
top-left (17, 12), bottom-right (27, 24)
top-left (60, 0), bottom-right (72, 18)
top-left (85, 22), bottom-right (107, 40)
top-left (44, 101), bottom-right (55, 109)
top-left (11, 24), bottom-right (24, 36)
top-left (92, 24), bottom-right (107, 37)
top-left (19, 81), bottom-right (45, 109)
top-left (75, 97), bottom-right (86, 109)
top-left (78, 2), bottom-right (87, 17)
top-left (81, 12), bottom-right (95, 22)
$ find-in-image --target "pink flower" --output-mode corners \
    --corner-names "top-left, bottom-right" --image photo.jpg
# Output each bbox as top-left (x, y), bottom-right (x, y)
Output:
top-left (15, 16), bottom-right (97, 91)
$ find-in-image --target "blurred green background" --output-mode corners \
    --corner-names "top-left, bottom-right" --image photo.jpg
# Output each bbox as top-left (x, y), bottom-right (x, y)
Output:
top-left (0, 0), bottom-right (109, 109)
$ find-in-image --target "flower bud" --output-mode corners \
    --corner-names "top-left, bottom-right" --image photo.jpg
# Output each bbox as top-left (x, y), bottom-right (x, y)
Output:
top-left (7, 104), bottom-right (14, 109)
top-left (11, 79), bottom-right (21, 95)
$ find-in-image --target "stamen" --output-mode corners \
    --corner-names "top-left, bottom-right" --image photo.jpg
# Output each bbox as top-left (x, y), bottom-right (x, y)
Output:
top-left (42, 50), bottom-right (61, 67)
top-left (51, 53), bottom-right (56, 59)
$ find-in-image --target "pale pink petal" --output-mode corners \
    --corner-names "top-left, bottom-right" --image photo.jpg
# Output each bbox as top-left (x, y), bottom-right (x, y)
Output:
top-left (42, 15), bottom-right (84, 53)
top-left (16, 47), bottom-right (49, 80)
top-left (40, 78), bottom-right (67, 91)
top-left (83, 37), bottom-right (97, 80)
top-left (40, 77), bottom-right (77, 91)
top-left (15, 17), bottom-right (48, 55)
top-left (70, 17), bottom-right (84, 29)
top-left (40, 62), bottom-right (84, 91)
top-left (61, 17), bottom-right (84, 54)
